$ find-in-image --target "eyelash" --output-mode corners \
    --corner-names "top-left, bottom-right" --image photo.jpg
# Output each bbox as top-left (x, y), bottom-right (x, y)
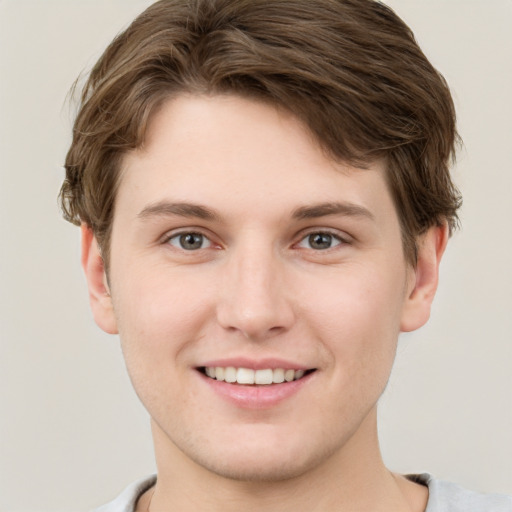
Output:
top-left (163, 229), bottom-right (349, 252)
top-left (165, 231), bottom-right (214, 251)
top-left (295, 230), bottom-right (347, 251)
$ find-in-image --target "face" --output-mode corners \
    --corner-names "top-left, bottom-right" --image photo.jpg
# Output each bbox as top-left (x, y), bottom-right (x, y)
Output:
top-left (84, 94), bottom-right (442, 482)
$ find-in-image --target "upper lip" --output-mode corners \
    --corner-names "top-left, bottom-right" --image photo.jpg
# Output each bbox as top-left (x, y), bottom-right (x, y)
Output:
top-left (198, 357), bottom-right (313, 371)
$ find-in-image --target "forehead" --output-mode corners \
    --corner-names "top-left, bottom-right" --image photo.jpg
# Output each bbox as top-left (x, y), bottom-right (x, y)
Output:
top-left (117, 94), bottom-right (395, 224)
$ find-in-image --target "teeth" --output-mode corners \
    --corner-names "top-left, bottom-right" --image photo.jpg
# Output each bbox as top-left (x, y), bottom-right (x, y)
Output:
top-left (273, 368), bottom-right (285, 384)
top-left (284, 369), bottom-right (295, 382)
top-left (204, 366), bottom-right (309, 385)
top-left (237, 367), bottom-right (255, 384)
top-left (215, 367), bottom-right (225, 381)
top-left (255, 369), bottom-right (273, 385)
top-left (224, 366), bottom-right (237, 383)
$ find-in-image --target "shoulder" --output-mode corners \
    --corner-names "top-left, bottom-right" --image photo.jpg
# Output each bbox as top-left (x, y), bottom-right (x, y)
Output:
top-left (408, 473), bottom-right (512, 512)
top-left (91, 475), bottom-right (156, 512)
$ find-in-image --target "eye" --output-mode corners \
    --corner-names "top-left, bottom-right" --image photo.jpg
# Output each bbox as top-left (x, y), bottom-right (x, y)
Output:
top-left (296, 232), bottom-right (343, 250)
top-left (167, 232), bottom-right (212, 250)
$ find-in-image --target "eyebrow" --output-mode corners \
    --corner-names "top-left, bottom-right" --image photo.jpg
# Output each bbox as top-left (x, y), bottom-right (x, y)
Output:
top-left (137, 200), bottom-right (374, 223)
top-left (292, 201), bottom-right (375, 221)
top-left (137, 201), bottom-right (221, 221)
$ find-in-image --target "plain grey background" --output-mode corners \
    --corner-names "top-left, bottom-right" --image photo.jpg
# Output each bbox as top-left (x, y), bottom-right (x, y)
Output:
top-left (0, 1), bottom-right (511, 510)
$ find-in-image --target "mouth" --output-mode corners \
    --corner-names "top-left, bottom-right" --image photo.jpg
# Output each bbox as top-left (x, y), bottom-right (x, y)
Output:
top-left (198, 366), bottom-right (316, 385)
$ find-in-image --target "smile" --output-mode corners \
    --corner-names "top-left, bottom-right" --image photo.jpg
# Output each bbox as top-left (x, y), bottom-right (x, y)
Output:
top-left (201, 367), bottom-right (314, 385)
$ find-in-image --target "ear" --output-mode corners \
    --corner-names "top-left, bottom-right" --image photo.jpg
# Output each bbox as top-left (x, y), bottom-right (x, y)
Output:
top-left (81, 224), bottom-right (118, 334)
top-left (400, 224), bottom-right (449, 332)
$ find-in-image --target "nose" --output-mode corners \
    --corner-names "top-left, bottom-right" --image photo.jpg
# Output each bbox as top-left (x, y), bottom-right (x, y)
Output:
top-left (216, 241), bottom-right (295, 341)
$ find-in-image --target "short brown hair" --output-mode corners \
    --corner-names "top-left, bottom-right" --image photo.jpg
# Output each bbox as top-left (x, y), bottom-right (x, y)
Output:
top-left (60, 0), bottom-right (461, 266)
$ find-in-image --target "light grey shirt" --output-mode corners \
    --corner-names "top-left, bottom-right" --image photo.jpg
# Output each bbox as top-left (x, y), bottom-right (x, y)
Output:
top-left (92, 473), bottom-right (512, 512)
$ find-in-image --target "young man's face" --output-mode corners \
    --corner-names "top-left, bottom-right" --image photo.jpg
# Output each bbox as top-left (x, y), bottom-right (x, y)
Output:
top-left (84, 94), bottom-right (442, 481)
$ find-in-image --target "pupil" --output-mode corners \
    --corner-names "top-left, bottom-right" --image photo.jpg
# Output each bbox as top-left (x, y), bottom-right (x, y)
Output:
top-left (309, 233), bottom-right (332, 250)
top-left (180, 233), bottom-right (203, 250)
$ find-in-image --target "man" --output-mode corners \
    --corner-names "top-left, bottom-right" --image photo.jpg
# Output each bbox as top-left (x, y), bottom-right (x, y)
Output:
top-left (60, 0), bottom-right (511, 510)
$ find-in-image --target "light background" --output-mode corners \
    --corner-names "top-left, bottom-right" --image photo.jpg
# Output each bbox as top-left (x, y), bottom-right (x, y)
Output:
top-left (0, 1), bottom-right (511, 510)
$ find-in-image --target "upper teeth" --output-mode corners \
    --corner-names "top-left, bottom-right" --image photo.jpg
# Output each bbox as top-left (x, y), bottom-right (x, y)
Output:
top-left (204, 367), bottom-right (306, 385)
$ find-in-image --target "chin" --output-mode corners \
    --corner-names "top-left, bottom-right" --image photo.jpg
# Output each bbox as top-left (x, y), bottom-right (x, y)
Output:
top-left (189, 451), bottom-right (319, 483)
top-left (179, 428), bottom-right (338, 483)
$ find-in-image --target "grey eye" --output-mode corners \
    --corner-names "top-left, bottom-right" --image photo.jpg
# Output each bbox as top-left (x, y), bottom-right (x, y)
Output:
top-left (168, 232), bottom-right (211, 250)
top-left (297, 232), bottom-right (342, 250)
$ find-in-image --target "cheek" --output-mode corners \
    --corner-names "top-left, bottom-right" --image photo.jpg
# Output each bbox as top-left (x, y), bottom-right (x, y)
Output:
top-left (307, 262), bottom-right (404, 329)
top-left (110, 267), bottom-right (216, 418)
top-left (111, 265), bottom-right (215, 364)
top-left (301, 262), bottom-right (406, 375)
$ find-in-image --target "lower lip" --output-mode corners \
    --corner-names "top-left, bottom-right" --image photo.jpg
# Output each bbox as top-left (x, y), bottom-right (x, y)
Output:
top-left (198, 371), bottom-right (314, 409)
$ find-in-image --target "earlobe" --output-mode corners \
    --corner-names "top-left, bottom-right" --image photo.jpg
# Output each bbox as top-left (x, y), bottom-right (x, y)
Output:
top-left (81, 224), bottom-right (118, 334)
top-left (400, 224), bottom-right (449, 333)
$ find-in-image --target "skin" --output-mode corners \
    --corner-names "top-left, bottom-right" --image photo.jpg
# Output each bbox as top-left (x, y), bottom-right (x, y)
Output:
top-left (82, 94), bottom-right (447, 511)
